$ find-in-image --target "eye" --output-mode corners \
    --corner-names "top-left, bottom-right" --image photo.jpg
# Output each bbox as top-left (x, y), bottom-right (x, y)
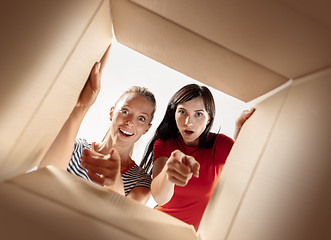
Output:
top-left (138, 116), bottom-right (146, 122)
top-left (178, 109), bottom-right (186, 115)
top-left (120, 108), bottom-right (129, 114)
top-left (195, 112), bottom-right (203, 117)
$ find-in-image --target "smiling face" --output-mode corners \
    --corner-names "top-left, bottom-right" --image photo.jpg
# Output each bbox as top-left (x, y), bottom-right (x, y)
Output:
top-left (109, 93), bottom-right (153, 148)
top-left (175, 97), bottom-right (210, 147)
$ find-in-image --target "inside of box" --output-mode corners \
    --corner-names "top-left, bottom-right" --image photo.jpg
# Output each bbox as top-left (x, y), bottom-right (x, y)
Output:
top-left (0, 0), bottom-right (113, 180)
top-left (199, 68), bottom-right (331, 239)
top-left (1, 0), bottom-right (330, 239)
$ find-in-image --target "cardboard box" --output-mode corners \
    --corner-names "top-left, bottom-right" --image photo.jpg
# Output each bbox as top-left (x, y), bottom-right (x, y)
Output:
top-left (1, 0), bottom-right (330, 239)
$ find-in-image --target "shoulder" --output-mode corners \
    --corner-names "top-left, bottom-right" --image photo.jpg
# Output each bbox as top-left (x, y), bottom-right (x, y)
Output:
top-left (214, 133), bottom-right (234, 146)
top-left (206, 134), bottom-right (234, 174)
top-left (124, 163), bottom-right (151, 189)
top-left (155, 137), bottom-right (176, 146)
top-left (126, 163), bottom-right (151, 178)
top-left (153, 137), bottom-right (179, 160)
top-left (154, 137), bottom-right (177, 152)
top-left (214, 134), bottom-right (234, 158)
top-left (74, 138), bottom-right (92, 149)
top-left (210, 133), bottom-right (234, 158)
top-left (67, 139), bottom-right (91, 181)
top-left (71, 138), bottom-right (91, 160)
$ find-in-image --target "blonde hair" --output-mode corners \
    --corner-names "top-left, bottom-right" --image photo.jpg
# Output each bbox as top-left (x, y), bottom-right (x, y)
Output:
top-left (101, 86), bottom-right (156, 152)
top-left (114, 86), bottom-right (156, 122)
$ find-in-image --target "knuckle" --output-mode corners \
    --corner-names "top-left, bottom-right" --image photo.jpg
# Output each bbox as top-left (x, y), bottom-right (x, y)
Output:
top-left (166, 168), bottom-right (174, 176)
top-left (171, 149), bottom-right (182, 158)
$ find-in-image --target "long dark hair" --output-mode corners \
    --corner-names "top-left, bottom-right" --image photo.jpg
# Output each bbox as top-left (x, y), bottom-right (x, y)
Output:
top-left (140, 84), bottom-right (216, 174)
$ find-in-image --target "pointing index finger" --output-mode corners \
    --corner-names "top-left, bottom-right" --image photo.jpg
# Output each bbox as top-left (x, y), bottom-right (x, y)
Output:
top-left (184, 155), bottom-right (200, 178)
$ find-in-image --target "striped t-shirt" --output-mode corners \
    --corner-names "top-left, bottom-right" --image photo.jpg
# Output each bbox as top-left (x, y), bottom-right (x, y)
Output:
top-left (67, 138), bottom-right (151, 195)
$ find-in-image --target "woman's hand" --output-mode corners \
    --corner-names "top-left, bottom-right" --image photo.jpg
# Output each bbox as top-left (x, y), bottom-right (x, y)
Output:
top-left (234, 108), bottom-right (255, 140)
top-left (165, 150), bottom-right (200, 187)
top-left (81, 148), bottom-right (125, 195)
top-left (151, 150), bottom-right (200, 205)
top-left (75, 62), bottom-right (101, 108)
top-left (236, 108), bottom-right (255, 128)
top-left (76, 44), bottom-right (111, 109)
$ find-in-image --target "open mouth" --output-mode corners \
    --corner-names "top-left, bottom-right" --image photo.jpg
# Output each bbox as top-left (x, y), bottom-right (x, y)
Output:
top-left (119, 128), bottom-right (134, 137)
top-left (184, 130), bottom-right (194, 135)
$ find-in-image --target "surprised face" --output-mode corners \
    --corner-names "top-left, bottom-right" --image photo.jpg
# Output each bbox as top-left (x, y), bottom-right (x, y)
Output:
top-left (175, 97), bottom-right (210, 147)
top-left (110, 93), bottom-right (153, 148)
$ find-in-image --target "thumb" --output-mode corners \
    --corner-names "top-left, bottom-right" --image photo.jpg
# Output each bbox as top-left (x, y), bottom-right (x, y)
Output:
top-left (83, 148), bottom-right (100, 157)
top-left (184, 156), bottom-right (200, 178)
top-left (109, 148), bottom-right (121, 163)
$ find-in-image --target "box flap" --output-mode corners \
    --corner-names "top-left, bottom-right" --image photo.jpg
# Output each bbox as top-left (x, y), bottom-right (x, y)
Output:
top-left (112, 0), bottom-right (331, 101)
top-left (111, 0), bottom-right (288, 102)
top-left (198, 68), bottom-right (331, 240)
top-left (130, 0), bottom-right (331, 79)
top-left (0, 166), bottom-right (198, 239)
top-left (0, 0), bottom-right (113, 180)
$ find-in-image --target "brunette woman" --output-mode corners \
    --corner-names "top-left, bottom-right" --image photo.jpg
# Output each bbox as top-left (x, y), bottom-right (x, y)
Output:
top-left (141, 84), bottom-right (254, 229)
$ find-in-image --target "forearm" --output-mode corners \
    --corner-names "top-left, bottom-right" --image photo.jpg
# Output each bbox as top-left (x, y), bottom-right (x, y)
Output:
top-left (126, 187), bottom-right (151, 204)
top-left (151, 168), bottom-right (175, 205)
top-left (38, 105), bottom-right (89, 169)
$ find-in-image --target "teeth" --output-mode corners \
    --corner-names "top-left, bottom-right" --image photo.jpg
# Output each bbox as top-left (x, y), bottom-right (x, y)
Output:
top-left (120, 129), bottom-right (134, 136)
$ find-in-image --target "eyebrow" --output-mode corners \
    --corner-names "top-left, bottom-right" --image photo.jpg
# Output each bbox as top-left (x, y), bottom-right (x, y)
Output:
top-left (177, 107), bottom-right (206, 112)
top-left (121, 104), bottom-right (151, 117)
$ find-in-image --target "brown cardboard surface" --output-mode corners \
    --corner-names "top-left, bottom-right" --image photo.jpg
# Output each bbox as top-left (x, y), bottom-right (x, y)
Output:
top-left (0, 184), bottom-right (141, 240)
top-left (0, 167), bottom-right (197, 240)
top-left (111, 0), bottom-right (288, 102)
top-left (0, 0), bottom-right (112, 180)
top-left (0, 1), bottom-right (330, 239)
top-left (1, 0), bottom-right (330, 180)
top-left (199, 68), bottom-right (331, 240)
top-left (131, 0), bottom-right (331, 79)
top-left (199, 81), bottom-right (291, 239)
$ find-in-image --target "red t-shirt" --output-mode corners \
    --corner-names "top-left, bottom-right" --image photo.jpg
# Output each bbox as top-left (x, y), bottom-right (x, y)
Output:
top-left (153, 133), bottom-right (234, 230)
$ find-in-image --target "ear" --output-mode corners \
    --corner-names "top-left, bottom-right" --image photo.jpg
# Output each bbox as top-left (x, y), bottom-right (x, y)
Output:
top-left (144, 124), bottom-right (152, 134)
top-left (109, 107), bottom-right (114, 121)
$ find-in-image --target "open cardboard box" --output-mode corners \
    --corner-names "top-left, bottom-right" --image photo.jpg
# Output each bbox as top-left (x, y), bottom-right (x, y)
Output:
top-left (0, 0), bottom-right (330, 239)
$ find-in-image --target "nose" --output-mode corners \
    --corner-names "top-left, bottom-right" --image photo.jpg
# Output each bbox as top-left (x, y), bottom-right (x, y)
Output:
top-left (125, 120), bottom-right (134, 127)
top-left (124, 116), bottom-right (134, 127)
top-left (185, 116), bottom-right (193, 126)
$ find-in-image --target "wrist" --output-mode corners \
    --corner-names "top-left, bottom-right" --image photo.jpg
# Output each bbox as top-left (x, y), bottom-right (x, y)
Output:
top-left (73, 104), bottom-right (90, 113)
top-left (70, 105), bottom-right (90, 121)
